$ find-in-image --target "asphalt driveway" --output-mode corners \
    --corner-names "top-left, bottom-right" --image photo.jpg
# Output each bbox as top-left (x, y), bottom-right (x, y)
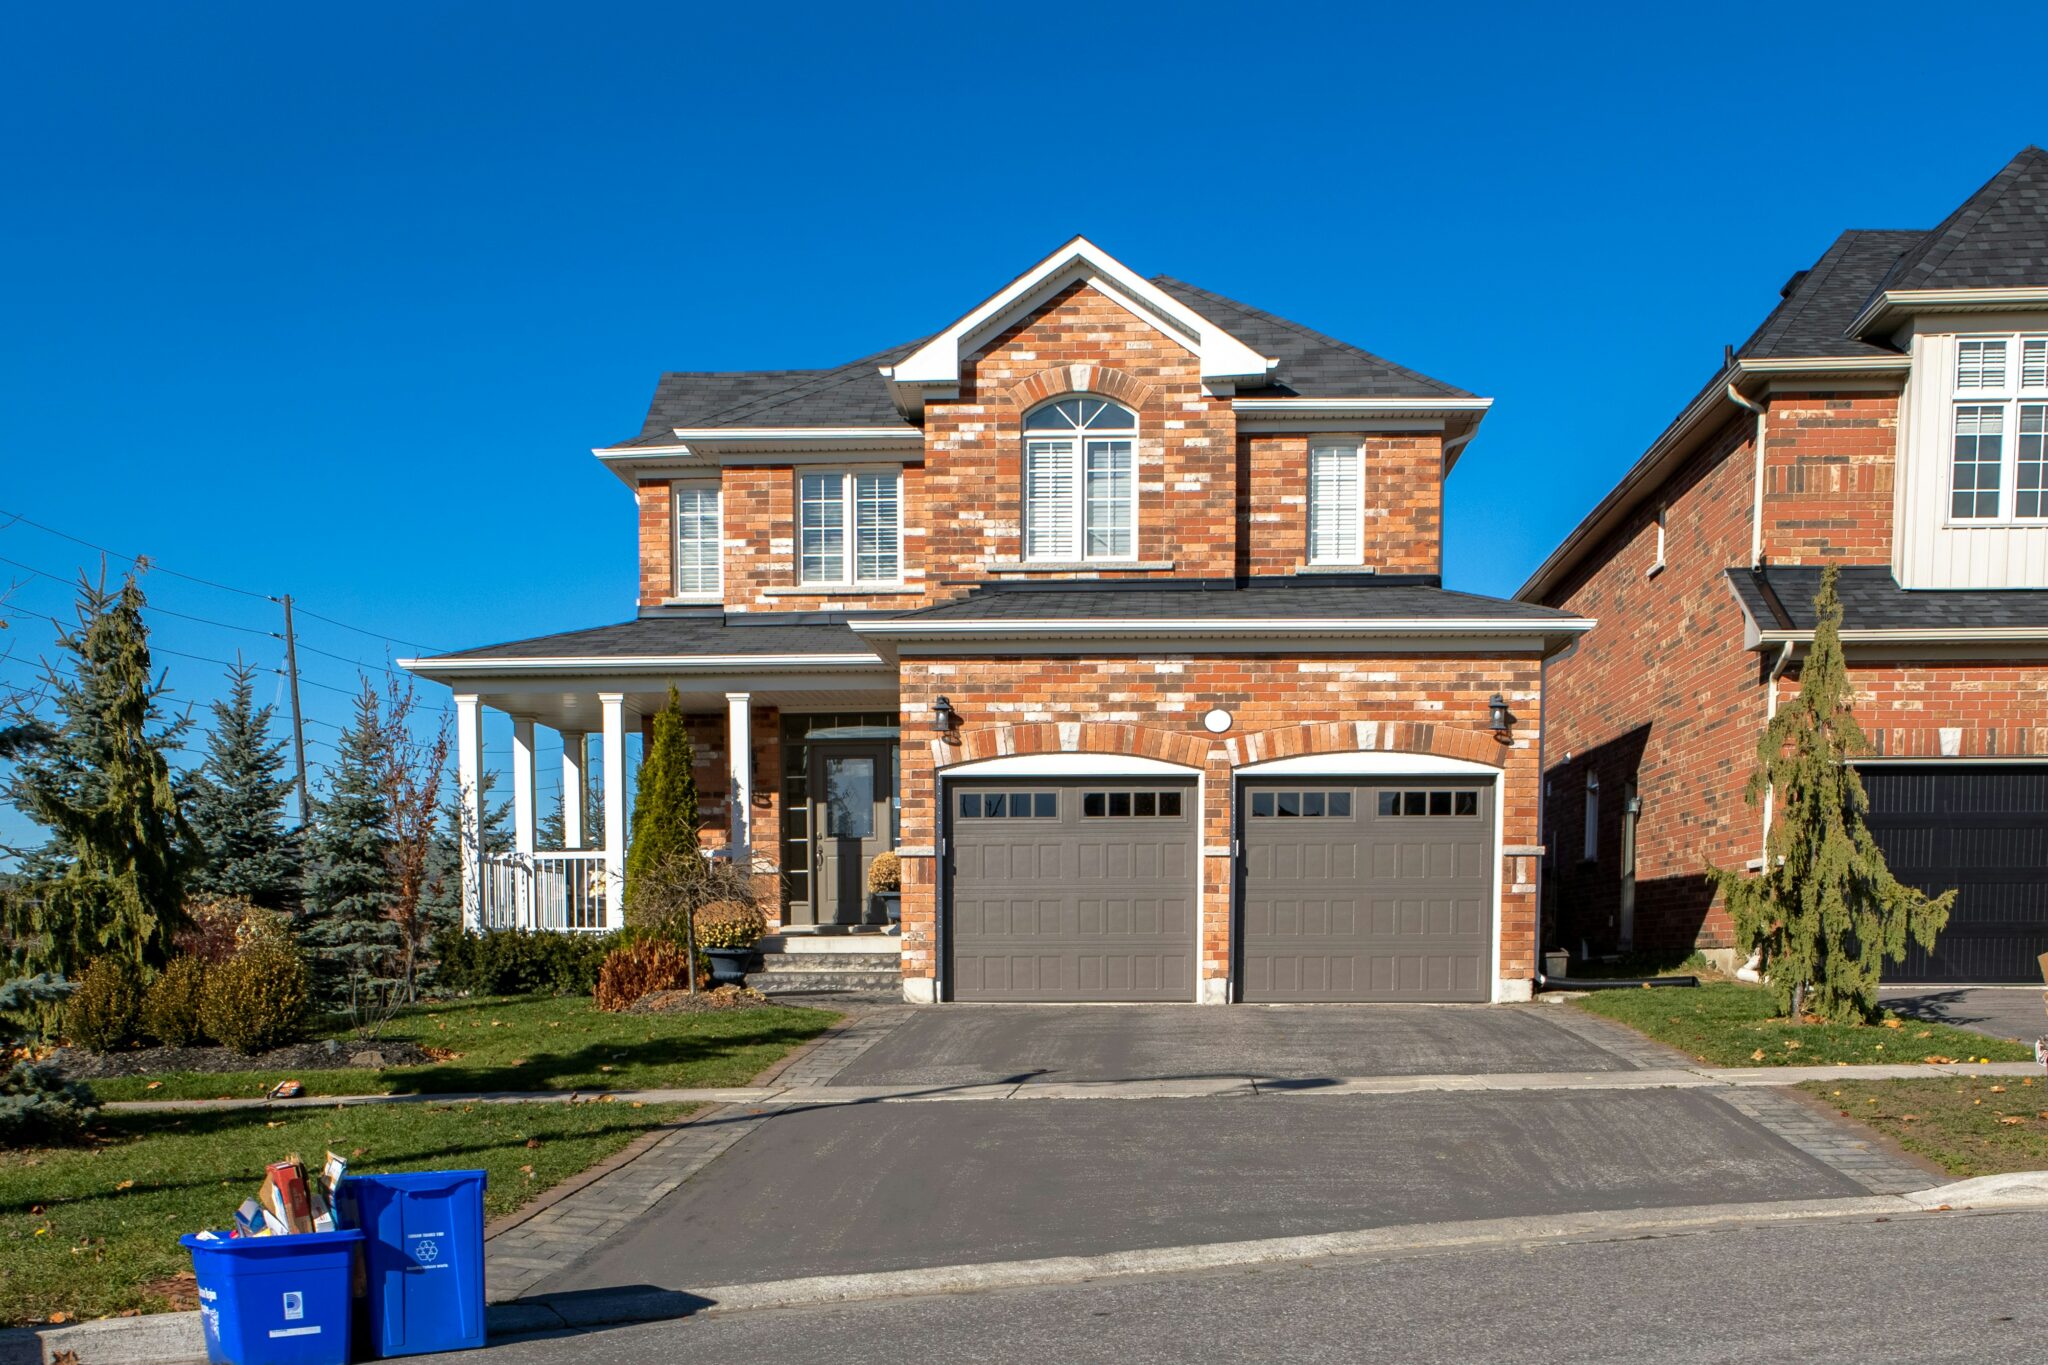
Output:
top-left (1881, 986), bottom-right (2047, 1043)
top-left (534, 1087), bottom-right (1866, 1293)
top-left (827, 1003), bottom-right (1635, 1087)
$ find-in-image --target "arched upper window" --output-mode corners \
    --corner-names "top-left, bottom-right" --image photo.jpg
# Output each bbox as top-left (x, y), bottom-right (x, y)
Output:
top-left (1022, 397), bottom-right (1137, 561)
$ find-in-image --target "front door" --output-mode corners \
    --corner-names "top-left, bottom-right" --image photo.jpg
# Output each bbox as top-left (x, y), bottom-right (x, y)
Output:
top-left (810, 743), bottom-right (891, 927)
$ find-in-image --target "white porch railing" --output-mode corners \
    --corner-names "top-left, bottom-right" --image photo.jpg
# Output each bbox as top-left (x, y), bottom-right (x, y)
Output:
top-left (482, 851), bottom-right (611, 932)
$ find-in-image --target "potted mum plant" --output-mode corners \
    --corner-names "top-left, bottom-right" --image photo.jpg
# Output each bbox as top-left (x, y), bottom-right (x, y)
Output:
top-left (692, 899), bottom-right (767, 987)
top-left (867, 851), bottom-right (902, 932)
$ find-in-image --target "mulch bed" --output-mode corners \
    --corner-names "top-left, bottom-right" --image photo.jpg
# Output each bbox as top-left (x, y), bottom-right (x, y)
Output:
top-left (47, 1038), bottom-right (435, 1079)
top-left (626, 985), bottom-right (773, 1015)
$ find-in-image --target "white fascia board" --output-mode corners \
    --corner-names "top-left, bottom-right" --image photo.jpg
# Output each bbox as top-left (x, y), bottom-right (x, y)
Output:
top-left (400, 653), bottom-right (889, 676)
top-left (1756, 626), bottom-right (2048, 645)
top-left (1230, 398), bottom-right (1494, 417)
top-left (1730, 356), bottom-right (1911, 380)
top-left (852, 616), bottom-right (1594, 639)
top-left (1237, 752), bottom-right (1502, 777)
top-left (883, 238), bottom-right (1275, 402)
top-left (1852, 287), bottom-right (2048, 339)
top-left (942, 753), bottom-right (1200, 778)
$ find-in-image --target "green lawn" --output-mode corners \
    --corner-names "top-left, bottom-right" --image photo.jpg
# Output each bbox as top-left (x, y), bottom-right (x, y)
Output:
top-left (85, 994), bottom-right (837, 1102)
top-left (1800, 1076), bottom-right (2048, 1179)
top-left (1573, 981), bottom-right (2031, 1066)
top-left (0, 1099), bottom-right (690, 1326)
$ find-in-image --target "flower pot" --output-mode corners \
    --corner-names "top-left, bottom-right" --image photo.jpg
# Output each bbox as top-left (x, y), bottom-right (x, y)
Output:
top-left (867, 891), bottom-right (900, 927)
top-left (704, 947), bottom-right (753, 987)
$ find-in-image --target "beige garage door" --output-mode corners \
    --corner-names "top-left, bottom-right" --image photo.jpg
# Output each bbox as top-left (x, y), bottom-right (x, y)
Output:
top-left (1239, 779), bottom-right (1493, 1003)
top-left (946, 778), bottom-right (1198, 1002)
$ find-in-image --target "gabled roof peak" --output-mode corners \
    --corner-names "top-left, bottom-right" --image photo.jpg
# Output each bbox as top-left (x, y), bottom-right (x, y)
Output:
top-left (1878, 145), bottom-right (2048, 295)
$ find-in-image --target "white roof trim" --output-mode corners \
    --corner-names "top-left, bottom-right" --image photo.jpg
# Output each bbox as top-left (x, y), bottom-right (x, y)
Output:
top-left (881, 238), bottom-right (1275, 413)
top-left (1853, 286), bottom-right (2048, 338)
top-left (940, 753), bottom-right (1199, 778)
top-left (1730, 356), bottom-right (1911, 377)
top-left (1237, 752), bottom-right (1501, 777)
top-left (1755, 626), bottom-right (2048, 645)
top-left (400, 653), bottom-right (888, 675)
top-left (1230, 398), bottom-right (1494, 415)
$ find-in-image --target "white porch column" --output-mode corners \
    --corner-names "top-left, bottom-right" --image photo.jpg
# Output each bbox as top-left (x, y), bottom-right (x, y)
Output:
top-left (560, 731), bottom-right (587, 850)
top-left (510, 718), bottom-right (537, 857)
top-left (600, 692), bottom-right (630, 929)
top-left (726, 692), bottom-right (752, 861)
top-left (454, 694), bottom-right (484, 931)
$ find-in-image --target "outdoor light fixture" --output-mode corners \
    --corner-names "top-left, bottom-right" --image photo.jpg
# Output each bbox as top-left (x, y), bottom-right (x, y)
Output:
top-left (1488, 692), bottom-right (1516, 740)
top-left (933, 695), bottom-right (959, 733)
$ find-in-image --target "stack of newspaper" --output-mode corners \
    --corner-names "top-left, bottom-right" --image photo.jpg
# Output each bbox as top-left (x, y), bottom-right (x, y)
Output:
top-left (226, 1152), bottom-right (351, 1238)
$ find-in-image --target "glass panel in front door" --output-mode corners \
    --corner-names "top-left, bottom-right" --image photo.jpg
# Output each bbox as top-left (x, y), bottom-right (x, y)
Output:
top-left (823, 757), bottom-right (876, 838)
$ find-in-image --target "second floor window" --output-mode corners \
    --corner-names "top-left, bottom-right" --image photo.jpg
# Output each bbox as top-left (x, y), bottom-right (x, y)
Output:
top-left (672, 481), bottom-right (722, 598)
top-left (1023, 397), bottom-right (1136, 561)
top-left (1950, 334), bottom-right (2048, 523)
top-left (1308, 439), bottom-right (1364, 565)
top-left (800, 470), bottom-right (901, 586)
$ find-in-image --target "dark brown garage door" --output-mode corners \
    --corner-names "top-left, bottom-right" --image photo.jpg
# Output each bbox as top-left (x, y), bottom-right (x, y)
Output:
top-left (1239, 779), bottom-right (1493, 1003)
top-left (946, 778), bottom-right (1197, 1002)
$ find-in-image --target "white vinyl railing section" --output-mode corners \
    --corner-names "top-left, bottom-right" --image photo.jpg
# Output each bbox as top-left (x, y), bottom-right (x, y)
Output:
top-left (482, 851), bottom-right (610, 932)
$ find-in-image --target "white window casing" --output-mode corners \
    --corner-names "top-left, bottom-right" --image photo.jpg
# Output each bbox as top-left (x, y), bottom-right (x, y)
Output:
top-left (1946, 332), bottom-right (2048, 525)
top-left (800, 469), bottom-right (903, 587)
top-left (1022, 397), bottom-right (1137, 562)
top-left (671, 480), bottom-right (722, 599)
top-left (1308, 439), bottom-right (1364, 565)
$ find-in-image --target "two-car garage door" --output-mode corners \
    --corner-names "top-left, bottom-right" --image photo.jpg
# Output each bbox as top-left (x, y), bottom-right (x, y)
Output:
top-left (945, 774), bottom-right (1495, 1003)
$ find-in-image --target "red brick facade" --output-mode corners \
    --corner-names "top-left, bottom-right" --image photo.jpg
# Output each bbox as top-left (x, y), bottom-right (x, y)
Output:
top-left (1758, 391), bottom-right (1897, 565)
top-left (1243, 433), bottom-right (1443, 576)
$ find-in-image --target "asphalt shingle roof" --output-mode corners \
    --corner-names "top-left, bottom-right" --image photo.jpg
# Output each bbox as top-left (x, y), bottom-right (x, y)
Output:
top-left (1737, 230), bottom-right (1925, 360)
top-left (886, 578), bottom-right (1579, 625)
top-left (429, 614), bottom-right (883, 661)
top-left (1878, 146), bottom-right (2048, 292)
top-left (1725, 566), bottom-right (2048, 634)
top-left (609, 273), bottom-right (1468, 445)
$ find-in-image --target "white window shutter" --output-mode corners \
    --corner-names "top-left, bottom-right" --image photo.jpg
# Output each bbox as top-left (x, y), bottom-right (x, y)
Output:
top-left (672, 484), bottom-right (721, 595)
top-left (854, 472), bottom-right (900, 582)
top-left (1026, 440), bottom-right (1077, 559)
top-left (1308, 442), bottom-right (1363, 564)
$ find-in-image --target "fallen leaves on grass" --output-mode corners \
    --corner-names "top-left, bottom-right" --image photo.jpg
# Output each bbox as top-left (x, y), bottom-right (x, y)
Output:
top-left (1883, 1018), bottom-right (1903, 1029)
top-left (1999, 1116), bottom-right (2026, 1126)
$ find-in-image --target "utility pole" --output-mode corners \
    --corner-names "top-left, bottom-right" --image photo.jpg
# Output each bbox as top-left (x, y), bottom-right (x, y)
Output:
top-left (281, 594), bottom-right (312, 827)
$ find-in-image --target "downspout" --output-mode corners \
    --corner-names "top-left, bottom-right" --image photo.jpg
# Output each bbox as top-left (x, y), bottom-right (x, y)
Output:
top-left (1726, 382), bottom-right (1768, 568)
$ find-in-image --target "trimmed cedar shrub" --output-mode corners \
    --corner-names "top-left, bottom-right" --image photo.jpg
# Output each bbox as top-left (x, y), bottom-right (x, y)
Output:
top-left (141, 956), bottom-right (212, 1046)
top-left (431, 927), bottom-right (621, 998)
top-left (593, 937), bottom-right (703, 1012)
top-left (692, 900), bottom-right (766, 951)
top-left (199, 941), bottom-right (312, 1055)
top-left (65, 958), bottom-right (144, 1053)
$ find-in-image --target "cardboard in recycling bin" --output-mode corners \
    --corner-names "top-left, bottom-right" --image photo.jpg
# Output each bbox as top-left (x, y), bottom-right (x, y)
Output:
top-left (344, 1169), bottom-right (488, 1358)
top-left (180, 1228), bottom-right (364, 1365)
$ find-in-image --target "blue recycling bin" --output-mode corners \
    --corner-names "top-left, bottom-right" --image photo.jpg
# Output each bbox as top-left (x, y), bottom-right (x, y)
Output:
top-left (342, 1170), bottom-right (488, 1358)
top-left (180, 1229), bottom-right (364, 1365)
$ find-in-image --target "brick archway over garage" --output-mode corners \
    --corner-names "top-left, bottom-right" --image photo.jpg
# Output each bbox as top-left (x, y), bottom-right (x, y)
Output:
top-left (1227, 720), bottom-right (1507, 769)
top-left (935, 722), bottom-right (1210, 771)
top-left (1004, 363), bottom-right (1156, 414)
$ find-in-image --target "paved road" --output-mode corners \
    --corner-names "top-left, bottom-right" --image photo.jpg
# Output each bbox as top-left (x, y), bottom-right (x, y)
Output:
top-left (535, 1088), bottom-right (1867, 1292)
top-left (447, 1210), bottom-right (2048, 1363)
top-left (1883, 986), bottom-right (2046, 1044)
top-left (830, 1002), bottom-right (1633, 1086)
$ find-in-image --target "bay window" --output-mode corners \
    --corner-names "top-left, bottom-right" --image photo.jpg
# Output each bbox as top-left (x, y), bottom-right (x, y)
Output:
top-left (1950, 333), bottom-right (2048, 523)
top-left (799, 469), bottom-right (901, 586)
top-left (1022, 397), bottom-right (1136, 561)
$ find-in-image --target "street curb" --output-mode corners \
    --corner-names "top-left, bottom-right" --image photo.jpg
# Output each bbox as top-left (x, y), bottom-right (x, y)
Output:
top-left (17, 1176), bottom-right (2048, 1362)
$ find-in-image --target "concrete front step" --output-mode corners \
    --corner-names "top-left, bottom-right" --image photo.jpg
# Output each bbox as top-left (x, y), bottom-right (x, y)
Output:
top-left (758, 951), bottom-right (902, 973)
top-left (761, 932), bottom-right (903, 956)
top-left (748, 968), bottom-right (903, 995)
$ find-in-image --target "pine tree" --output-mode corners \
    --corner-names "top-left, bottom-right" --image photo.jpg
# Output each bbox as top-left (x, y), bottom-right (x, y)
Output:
top-left (301, 682), bottom-right (399, 1009)
top-left (3, 573), bottom-right (192, 977)
top-left (185, 659), bottom-right (301, 909)
top-left (624, 687), bottom-right (700, 912)
top-left (1708, 565), bottom-right (1955, 1022)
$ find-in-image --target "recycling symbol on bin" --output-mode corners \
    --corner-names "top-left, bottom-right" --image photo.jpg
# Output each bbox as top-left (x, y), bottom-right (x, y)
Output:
top-left (413, 1239), bottom-right (440, 1265)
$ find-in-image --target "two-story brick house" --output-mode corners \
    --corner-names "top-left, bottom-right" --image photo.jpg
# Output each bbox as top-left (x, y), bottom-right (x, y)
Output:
top-left (406, 239), bottom-right (1591, 1003)
top-left (1523, 148), bottom-right (2048, 983)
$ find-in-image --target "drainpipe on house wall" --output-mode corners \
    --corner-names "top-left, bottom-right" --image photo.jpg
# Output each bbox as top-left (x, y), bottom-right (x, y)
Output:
top-left (1726, 383), bottom-right (1768, 568)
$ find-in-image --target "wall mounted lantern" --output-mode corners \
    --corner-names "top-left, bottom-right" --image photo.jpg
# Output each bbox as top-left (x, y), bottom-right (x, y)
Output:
top-left (933, 695), bottom-right (960, 734)
top-left (1487, 692), bottom-right (1516, 741)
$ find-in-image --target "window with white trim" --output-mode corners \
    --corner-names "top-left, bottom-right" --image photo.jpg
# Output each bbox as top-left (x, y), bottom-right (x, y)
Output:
top-left (1949, 333), bottom-right (2048, 523)
top-left (799, 470), bottom-right (901, 586)
top-left (1022, 397), bottom-right (1136, 561)
top-left (671, 481), bottom-right (722, 598)
top-left (1308, 439), bottom-right (1364, 565)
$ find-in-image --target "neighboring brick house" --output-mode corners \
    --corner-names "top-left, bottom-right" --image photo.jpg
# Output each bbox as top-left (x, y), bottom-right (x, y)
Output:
top-left (1522, 148), bottom-right (2048, 982)
top-left (405, 239), bottom-right (1589, 1003)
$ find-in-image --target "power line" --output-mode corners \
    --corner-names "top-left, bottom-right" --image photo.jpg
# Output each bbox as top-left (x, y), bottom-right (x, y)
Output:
top-left (0, 505), bottom-right (273, 601)
top-left (291, 604), bottom-right (445, 655)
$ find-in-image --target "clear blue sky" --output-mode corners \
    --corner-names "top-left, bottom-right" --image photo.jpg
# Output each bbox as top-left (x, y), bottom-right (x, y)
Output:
top-left (3, 2), bottom-right (2044, 848)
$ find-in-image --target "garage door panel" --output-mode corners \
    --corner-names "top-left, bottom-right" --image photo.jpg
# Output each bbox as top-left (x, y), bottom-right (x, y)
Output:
top-left (1865, 765), bottom-right (2048, 983)
top-left (1241, 780), bottom-right (1493, 1004)
top-left (949, 778), bottom-right (1196, 1002)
